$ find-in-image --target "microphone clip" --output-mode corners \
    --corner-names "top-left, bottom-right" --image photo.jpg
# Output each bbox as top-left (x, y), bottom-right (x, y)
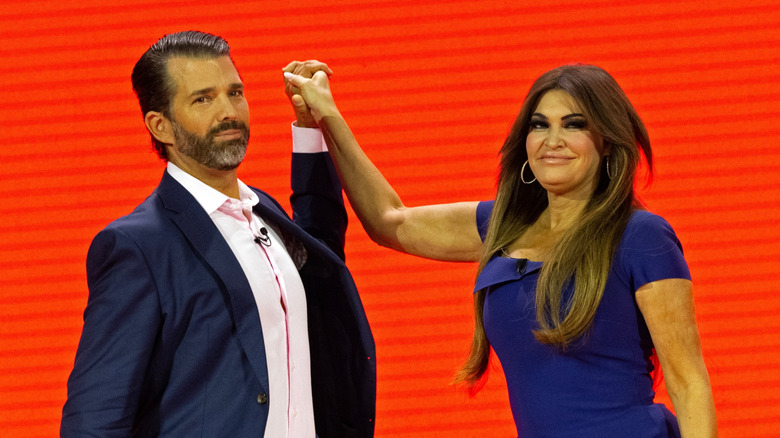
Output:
top-left (254, 227), bottom-right (272, 247)
top-left (516, 258), bottom-right (528, 274)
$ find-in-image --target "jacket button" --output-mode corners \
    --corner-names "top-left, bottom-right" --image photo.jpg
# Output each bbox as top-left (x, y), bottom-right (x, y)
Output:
top-left (257, 393), bottom-right (268, 405)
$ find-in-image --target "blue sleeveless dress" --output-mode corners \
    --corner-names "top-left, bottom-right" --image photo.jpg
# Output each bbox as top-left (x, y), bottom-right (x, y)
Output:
top-left (476, 201), bottom-right (688, 437)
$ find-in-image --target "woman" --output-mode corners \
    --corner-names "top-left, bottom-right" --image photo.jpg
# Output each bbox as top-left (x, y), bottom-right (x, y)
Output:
top-left (284, 63), bottom-right (716, 437)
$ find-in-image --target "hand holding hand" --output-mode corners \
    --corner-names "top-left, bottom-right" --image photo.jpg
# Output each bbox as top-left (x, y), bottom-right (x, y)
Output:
top-left (282, 60), bottom-right (333, 128)
top-left (283, 69), bottom-right (340, 126)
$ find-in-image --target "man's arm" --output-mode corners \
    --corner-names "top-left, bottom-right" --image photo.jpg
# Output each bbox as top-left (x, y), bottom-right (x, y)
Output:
top-left (290, 151), bottom-right (348, 260)
top-left (283, 61), bottom-right (349, 259)
top-left (61, 227), bottom-right (161, 437)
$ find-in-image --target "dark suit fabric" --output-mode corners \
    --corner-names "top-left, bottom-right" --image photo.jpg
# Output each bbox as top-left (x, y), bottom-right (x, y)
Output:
top-left (61, 153), bottom-right (375, 438)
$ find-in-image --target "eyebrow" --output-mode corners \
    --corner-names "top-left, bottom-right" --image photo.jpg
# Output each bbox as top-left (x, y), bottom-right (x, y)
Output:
top-left (188, 87), bottom-right (214, 98)
top-left (187, 83), bottom-right (244, 98)
top-left (531, 112), bottom-right (586, 120)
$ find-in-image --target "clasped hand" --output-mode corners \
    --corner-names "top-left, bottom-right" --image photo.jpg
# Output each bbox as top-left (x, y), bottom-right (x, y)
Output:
top-left (282, 60), bottom-right (340, 127)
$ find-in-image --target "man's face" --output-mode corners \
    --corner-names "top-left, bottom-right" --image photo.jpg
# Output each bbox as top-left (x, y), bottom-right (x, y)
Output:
top-left (167, 56), bottom-right (250, 171)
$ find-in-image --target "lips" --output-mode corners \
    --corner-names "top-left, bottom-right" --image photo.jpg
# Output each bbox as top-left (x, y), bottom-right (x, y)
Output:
top-left (539, 154), bottom-right (574, 164)
top-left (211, 127), bottom-right (248, 143)
top-left (209, 121), bottom-right (249, 140)
top-left (213, 129), bottom-right (243, 139)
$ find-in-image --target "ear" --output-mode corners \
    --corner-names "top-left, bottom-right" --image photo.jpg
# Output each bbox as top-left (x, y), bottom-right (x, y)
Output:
top-left (602, 139), bottom-right (612, 157)
top-left (144, 111), bottom-right (175, 146)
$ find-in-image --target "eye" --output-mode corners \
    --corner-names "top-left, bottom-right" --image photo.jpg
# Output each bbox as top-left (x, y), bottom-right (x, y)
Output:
top-left (529, 119), bottom-right (549, 130)
top-left (230, 89), bottom-right (244, 98)
top-left (193, 96), bottom-right (211, 104)
top-left (565, 119), bottom-right (588, 130)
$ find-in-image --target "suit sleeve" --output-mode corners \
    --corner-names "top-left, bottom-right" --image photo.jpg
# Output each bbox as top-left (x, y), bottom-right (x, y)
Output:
top-left (61, 227), bottom-right (161, 437)
top-left (290, 152), bottom-right (348, 260)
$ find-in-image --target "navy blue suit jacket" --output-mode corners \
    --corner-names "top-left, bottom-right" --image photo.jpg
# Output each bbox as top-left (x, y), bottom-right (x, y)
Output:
top-left (61, 153), bottom-right (375, 437)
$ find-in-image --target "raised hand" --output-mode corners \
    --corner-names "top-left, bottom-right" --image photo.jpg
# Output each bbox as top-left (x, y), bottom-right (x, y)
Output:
top-left (283, 69), bottom-right (341, 126)
top-left (282, 60), bottom-right (333, 128)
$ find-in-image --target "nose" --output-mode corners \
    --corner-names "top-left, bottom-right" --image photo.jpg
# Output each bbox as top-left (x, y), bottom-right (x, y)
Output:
top-left (217, 94), bottom-right (238, 121)
top-left (544, 125), bottom-right (564, 148)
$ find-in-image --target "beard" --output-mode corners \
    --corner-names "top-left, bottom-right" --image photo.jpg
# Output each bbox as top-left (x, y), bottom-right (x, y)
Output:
top-left (172, 119), bottom-right (250, 171)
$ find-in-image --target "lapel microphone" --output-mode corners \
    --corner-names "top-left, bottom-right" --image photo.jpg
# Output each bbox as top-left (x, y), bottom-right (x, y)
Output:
top-left (254, 227), bottom-right (272, 247)
top-left (516, 258), bottom-right (528, 275)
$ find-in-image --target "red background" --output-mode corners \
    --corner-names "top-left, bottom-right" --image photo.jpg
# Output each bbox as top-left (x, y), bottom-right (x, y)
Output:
top-left (2, 1), bottom-right (779, 436)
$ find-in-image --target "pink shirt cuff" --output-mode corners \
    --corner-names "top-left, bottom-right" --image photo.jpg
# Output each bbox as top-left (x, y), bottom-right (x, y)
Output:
top-left (291, 122), bottom-right (328, 153)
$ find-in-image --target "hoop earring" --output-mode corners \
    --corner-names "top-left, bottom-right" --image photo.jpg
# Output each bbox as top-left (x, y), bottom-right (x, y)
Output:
top-left (521, 160), bottom-right (536, 184)
top-left (605, 155), bottom-right (613, 180)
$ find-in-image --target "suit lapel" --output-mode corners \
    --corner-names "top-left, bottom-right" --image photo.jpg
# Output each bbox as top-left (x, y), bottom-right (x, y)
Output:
top-left (155, 171), bottom-right (270, 393)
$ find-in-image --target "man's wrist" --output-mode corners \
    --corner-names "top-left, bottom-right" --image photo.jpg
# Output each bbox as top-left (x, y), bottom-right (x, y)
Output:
top-left (291, 122), bottom-right (328, 153)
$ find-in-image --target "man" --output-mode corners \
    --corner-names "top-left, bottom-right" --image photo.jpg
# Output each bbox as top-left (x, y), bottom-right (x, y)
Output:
top-left (61, 31), bottom-right (375, 437)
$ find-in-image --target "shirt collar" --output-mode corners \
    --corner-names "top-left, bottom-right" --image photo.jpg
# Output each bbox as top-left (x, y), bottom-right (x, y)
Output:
top-left (166, 161), bottom-right (259, 214)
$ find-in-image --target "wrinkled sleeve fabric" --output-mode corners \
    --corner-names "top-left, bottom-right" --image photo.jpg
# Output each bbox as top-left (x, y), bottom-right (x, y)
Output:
top-left (61, 227), bottom-right (161, 437)
top-left (290, 152), bottom-right (347, 261)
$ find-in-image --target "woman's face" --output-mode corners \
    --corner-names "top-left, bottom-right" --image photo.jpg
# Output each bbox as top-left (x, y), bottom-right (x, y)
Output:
top-left (525, 89), bottom-right (606, 199)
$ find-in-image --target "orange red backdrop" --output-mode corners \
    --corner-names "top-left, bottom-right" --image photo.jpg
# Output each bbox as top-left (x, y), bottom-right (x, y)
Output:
top-left (2, 1), bottom-right (779, 436)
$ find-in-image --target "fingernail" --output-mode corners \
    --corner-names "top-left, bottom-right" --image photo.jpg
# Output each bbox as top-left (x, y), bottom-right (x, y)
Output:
top-left (283, 72), bottom-right (294, 80)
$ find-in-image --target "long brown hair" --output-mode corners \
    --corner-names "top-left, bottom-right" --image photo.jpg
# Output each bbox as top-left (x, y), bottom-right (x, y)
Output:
top-left (455, 64), bottom-right (653, 392)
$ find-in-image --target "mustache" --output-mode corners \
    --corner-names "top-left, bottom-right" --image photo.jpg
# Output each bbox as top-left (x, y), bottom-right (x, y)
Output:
top-left (208, 120), bottom-right (249, 137)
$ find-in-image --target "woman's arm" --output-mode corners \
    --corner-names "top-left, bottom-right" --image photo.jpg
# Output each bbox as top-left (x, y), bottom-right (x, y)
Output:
top-left (636, 278), bottom-right (717, 437)
top-left (284, 68), bottom-right (482, 262)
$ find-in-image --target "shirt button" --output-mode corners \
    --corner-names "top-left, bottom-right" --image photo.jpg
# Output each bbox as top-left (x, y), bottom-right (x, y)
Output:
top-left (257, 393), bottom-right (268, 405)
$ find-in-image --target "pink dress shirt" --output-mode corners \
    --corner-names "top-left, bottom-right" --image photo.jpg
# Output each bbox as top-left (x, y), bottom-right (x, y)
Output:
top-left (167, 162), bottom-right (314, 438)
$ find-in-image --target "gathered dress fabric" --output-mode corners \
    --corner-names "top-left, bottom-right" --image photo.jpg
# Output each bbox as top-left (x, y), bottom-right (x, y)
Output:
top-left (475, 201), bottom-right (688, 438)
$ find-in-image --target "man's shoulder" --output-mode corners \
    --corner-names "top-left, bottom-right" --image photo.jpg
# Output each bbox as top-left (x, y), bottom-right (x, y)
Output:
top-left (101, 170), bottom-right (191, 233)
top-left (96, 190), bottom-right (174, 242)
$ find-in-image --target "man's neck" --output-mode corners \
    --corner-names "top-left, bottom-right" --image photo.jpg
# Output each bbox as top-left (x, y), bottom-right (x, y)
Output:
top-left (168, 155), bottom-right (240, 199)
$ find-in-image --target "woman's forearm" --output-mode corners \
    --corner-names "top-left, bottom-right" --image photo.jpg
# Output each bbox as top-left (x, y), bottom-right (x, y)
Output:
top-left (669, 377), bottom-right (718, 438)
